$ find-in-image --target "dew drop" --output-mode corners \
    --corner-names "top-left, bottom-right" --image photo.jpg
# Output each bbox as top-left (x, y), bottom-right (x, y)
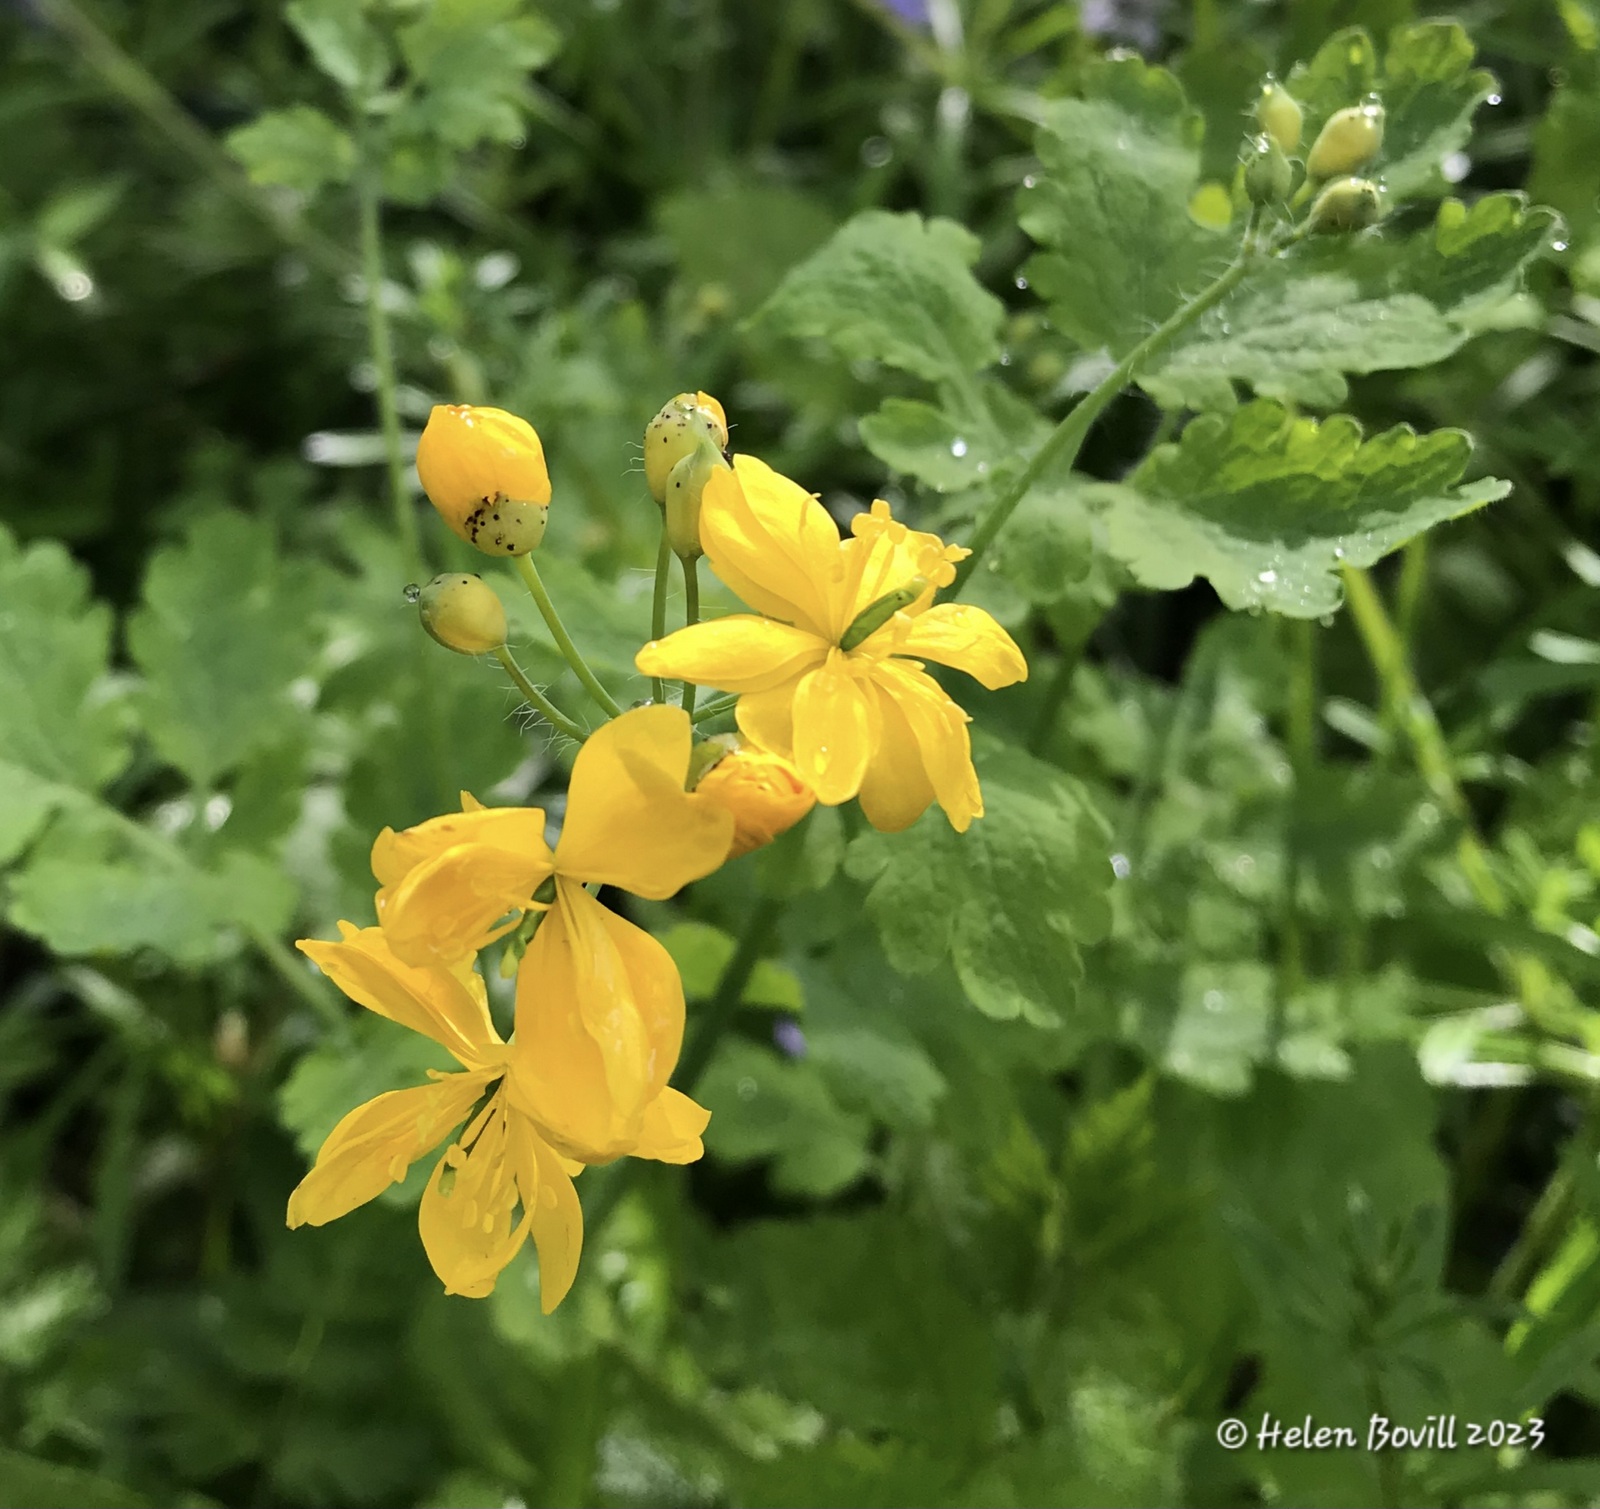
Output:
top-left (1257, 569), bottom-right (1278, 586)
top-left (1203, 990), bottom-right (1225, 1013)
top-left (1014, 274), bottom-right (1030, 291)
top-left (950, 438), bottom-right (969, 458)
top-left (1022, 174), bottom-right (1038, 189)
top-left (403, 582), bottom-right (422, 603)
top-left (1552, 238), bottom-right (1569, 253)
top-left (1487, 93), bottom-right (1502, 105)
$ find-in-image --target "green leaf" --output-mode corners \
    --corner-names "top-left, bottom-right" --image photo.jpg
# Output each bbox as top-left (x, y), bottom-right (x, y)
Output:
top-left (397, 0), bottom-right (559, 151)
top-left (1287, 22), bottom-right (1497, 202)
top-left (1019, 54), bottom-right (1230, 363)
top-left (226, 105), bottom-right (356, 194)
top-left (0, 527), bottom-right (129, 791)
top-left (286, 0), bottom-right (388, 96)
top-left (807, 1026), bottom-right (945, 1131)
top-left (657, 178), bottom-right (836, 315)
top-left (0, 760), bottom-right (67, 865)
top-left (1099, 401), bottom-right (1509, 617)
top-left (756, 210), bottom-right (1004, 382)
top-left (857, 384), bottom-right (1048, 494)
top-left (127, 513), bottom-right (326, 787)
top-left (0, 1447), bottom-right (161, 1509)
top-left (279, 1014), bottom-right (456, 1162)
top-left (699, 1039), bottom-right (871, 1197)
top-left (657, 921), bottom-right (804, 1013)
top-left (1147, 194), bottom-right (1558, 410)
top-left (7, 848), bottom-right (294, 964)
top-left (987, 487), bottom-right (1095, 605)
top-left (845, 738), bottom-right (1112, 1026)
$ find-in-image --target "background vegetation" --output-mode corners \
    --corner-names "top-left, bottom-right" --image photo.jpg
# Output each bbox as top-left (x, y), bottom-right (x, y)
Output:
top-left (2, 0), bottom-right (1599, 1505)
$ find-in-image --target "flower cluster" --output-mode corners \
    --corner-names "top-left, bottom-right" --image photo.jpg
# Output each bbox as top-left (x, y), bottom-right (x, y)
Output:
top-left (290, 392), bottom-right (1028, 1307)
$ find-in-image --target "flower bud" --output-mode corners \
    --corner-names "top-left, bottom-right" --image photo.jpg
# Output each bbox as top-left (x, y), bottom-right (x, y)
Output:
top-left (415, 404), bottom-right (551, 557)
top-left (1305, 100), bottom-right (1385, 180)
top-left (1243, 134), bottom-right (1293, 207)
top-left (418, 573), bottom-right (508, 655)
top-left (644, 391), bottom-right (728, 505)
top-left (664, 437), bottom-right (729, 562)
top-left (691, 738), bottom-right (815, 859)
top-left (1306, 176), bottom-right (1384, 234)
top-left (1255, 81), bottom-right (1303, 153)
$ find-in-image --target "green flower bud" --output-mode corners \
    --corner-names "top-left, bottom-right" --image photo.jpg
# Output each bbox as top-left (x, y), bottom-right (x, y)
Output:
top-left (418, 573), bottom-right (508, 655)
top-left (664, 436), bottom-right (729, 562)
top-left (1243, 134), bottom-right (1294, 207)
top-left (644, 391), bottom-right (729, 505)
top-left (1305, 100), bottom-right (1385, 180)
top-left (1255, 81), bottom-right (1303, 153)
top-left (1306, 176), bottom-right (1385, 234)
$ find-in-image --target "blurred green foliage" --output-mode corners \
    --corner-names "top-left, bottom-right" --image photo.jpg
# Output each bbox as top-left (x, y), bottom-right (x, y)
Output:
top-left (2, 1), bottom-right (1600, 1506)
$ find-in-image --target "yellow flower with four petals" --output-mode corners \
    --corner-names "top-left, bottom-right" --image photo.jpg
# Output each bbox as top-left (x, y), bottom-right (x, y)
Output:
top-left (636, 456), bottom-right (1027, 832)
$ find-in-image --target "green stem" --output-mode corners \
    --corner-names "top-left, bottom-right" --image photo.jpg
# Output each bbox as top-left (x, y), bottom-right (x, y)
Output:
top-left (356, 161), bottom-right (421, 577)
top-left (33, 0), bottom-right (352, 279)
top-left (692, 692), bottom-right (739, 724)
top-left (954, 220), bottom-right (1260, 594)
top-left (649, 529), bottom-right (671, 705)
top-left (514, 554), bottom-right (625, 718)
top-left (681, 556), bottom-right (701, 718)
top-left (1395, 536), bottom-right (1429, 654)
top-left (1026, 653), bottom-right (1076, 755)
top-left (492, 646), bottom-right (588, 743)
top-left (1278, 618), bottom-right (1317, 1033)
top-left (1340, 566), bottom-right (1505, 914)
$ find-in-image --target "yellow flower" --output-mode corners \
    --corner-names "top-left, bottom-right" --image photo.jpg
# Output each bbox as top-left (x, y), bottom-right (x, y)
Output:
top-left (415, 404), bottom-right (552, 556)
top-left (289, 924), bottom-right (707, 1306)
top-left (693, 738), bottom-right (816, 858)
top-left (634, 456), bottom-right (1027, 833)
top-left (287, 924), bottom-right (572, 1304)
top-left (370, 706), bottom-right (733, 1160)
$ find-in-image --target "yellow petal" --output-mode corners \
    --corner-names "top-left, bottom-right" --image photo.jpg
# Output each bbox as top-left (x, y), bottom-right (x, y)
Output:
top-left (897, 603), bottom-right (1029, 689)
top-left (371, 805), bottom-right (550, 890)
top-left (699, 457), bottom-right (843, 638)
top-left (631, 1087), bottom-right (712, 1165)
top-left (872, 660), bottom-right (983, 832)
top-left (734, 683), bottom-right (797, 760)
top-left (790, 652), bottom-right (877, 805)
top-left (634, 617), bottom-right (825, 693)
top-left (286, 1070), bottom-right (495, 1229)
top-left (419, 1094), bottom-right (530, 1298)
top-left (693, 742), bottom-right (815, 858)
top-left (553, 704), bottom-right (732, 898)
top-left (856, 682), bottom-right (937, 833)
top-left (298, 924), bottom-right (501, 1066)
top-left (509, 1116), bottom-right (584, 1313)
top-left (507, 884), bottom-right (687, 1161)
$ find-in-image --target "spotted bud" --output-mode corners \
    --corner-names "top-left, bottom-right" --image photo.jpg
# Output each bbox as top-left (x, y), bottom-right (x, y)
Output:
top-left (1255, 81), bottom-right (1303, 153)
top-left (418, 573), bottom-right (508, 655)
top-left (415, 404), bottom-right (551, 557)
top-left (839, 577), bottom-right (929, 653)
top-left (644, 391), bottom-right (728, 505)
top-left (691, 737), bottom-right (815, 859)
top-left (1305, 100), bottom-right (1385, 180)
top-left (664, 437), bottom-right (730, 562)
top-left (1306, 176), bottom-right (1384, 234)
top-left (1243, 133), bottom-right (1294, 206)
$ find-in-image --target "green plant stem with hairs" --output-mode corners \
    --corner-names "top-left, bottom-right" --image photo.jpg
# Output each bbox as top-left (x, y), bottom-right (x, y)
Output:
top-left (515, 554), bottom-right (625, 718)
top-left (492, 646), bottom-right (588, 743)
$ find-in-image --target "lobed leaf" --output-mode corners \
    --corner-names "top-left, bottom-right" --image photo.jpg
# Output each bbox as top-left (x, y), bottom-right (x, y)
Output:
top-left (1099, 400), bottom-right (1509, 617)
top-left (226, 106), bottom-right (356, 195)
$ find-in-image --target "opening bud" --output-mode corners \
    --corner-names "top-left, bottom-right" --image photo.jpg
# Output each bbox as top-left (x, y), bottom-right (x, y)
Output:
top-left (665, 436), bottom-right (730, 562)
top-left (691, 737), bottom-right (816, 859)
top-left (1243, 134), bottom-right (1294, 207)
top-left (1306, 176), bottom-right (1385, 234)
top-left (1305, 99), bottom-right (1385, 180)
top-left (644, 391), bottom-right (729, 505)
top-left (839, 577), bottom-right (929, 653)
top-left (418, 573), bottom-right (508, 655)
top-left (1255, 81), bottom-right (1303, 153)
top-left (416, 404), bottom-right (551, 557)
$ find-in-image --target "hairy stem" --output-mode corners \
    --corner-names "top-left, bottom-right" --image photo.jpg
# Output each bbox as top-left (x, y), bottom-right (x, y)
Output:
top-left (514, 554), bottom-right (625, 718)
top-left (954, 220), bottom-right (1260, 593)
top-left (649, 529), bottom-right (671, 705)
top-left (681, 556), bottom-right (701, 718)
top-left (492, 646), bottom-right (588, 743)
